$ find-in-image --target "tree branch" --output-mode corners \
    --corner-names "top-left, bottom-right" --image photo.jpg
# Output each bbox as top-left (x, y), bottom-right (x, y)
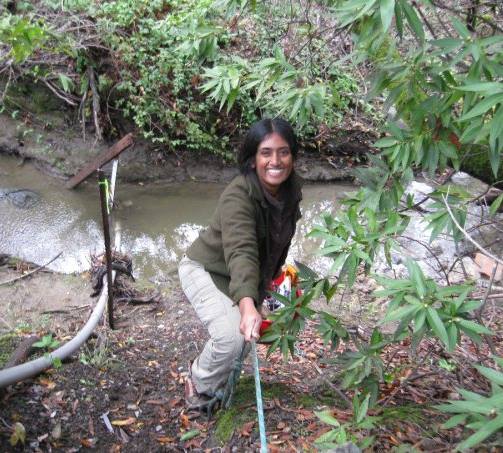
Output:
top-left (441, 192), bottom-right (503, 267)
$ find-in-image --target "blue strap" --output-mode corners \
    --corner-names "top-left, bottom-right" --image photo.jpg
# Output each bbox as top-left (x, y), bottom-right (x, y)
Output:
top-left (251, 340), bottom-right (268, 453)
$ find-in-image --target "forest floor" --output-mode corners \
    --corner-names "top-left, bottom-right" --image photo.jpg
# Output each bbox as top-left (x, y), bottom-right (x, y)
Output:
top-left (0, 262), bottom-right (502, 452)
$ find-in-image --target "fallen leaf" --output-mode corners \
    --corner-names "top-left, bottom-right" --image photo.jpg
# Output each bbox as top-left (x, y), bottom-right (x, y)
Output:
top-left (169, 397), bottom-right (182, 408)
top-left (240, 421), bottom-right (255, 437)
top-left (38, 378), bottom-right (56, 390)
top-left (157, 436), bottom-right (175, 444)
top-left (180, 429), bottom-right (200, 442)
top-left (111, 417), bottom-right (136, 427)
top-left (180, 413), bottom-right (190, 428)
top-left (80, 438), bottom-right (97, 448)
top-left (10, 422), bottom-right (26, 447)
top-left (37, 433), bottom-right (49, 442)
top-left (51, 422), bottom-right (61, 439)
top-left (118, 427), bottom-right (130, 443)
top-left (276, 421), bottom-right (286, 430)
top-left (145, 399), bottom-right (167, 405)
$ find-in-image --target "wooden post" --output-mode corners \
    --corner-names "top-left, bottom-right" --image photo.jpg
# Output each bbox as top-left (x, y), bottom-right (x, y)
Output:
top-left (97, 170), bottom-right (115, 329)
top-left (67, 133), bottom-right (133, 189)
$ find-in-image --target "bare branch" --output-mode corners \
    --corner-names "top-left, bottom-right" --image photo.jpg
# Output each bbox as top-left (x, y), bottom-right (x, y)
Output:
top-left (441, 192), bottom-right (503, 267)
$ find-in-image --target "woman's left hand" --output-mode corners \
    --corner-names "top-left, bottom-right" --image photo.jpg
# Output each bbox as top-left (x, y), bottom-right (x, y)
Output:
top-left (238, 297), bottom-right (262, 341)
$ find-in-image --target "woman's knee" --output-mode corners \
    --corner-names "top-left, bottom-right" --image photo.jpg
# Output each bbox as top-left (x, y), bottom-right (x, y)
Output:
top-left (213, 332), bottom-right (245, 359)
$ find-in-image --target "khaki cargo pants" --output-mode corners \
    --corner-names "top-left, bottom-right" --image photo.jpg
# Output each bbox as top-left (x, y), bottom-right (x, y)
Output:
top-left (178, 255), bottom-right (245, 396)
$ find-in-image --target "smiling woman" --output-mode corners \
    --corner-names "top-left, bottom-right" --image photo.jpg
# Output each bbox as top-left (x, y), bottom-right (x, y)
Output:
top-left (177, 118), bottom-right (303, 411)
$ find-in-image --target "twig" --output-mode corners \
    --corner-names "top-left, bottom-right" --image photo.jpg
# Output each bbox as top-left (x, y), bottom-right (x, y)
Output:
top-left (475, 262), bottom-right (498, 356)
top-left (0, 316), bottom-right (14, 332)
top-left (0, 252), bottom-right (63, 286)
top-left (88, 67), bottom-right (103, 141)
top-left (42, 79), bottom-right (78, 106)
top-left (312, 362), bottom-right (352, 408)
top-left (441, 192), bottom-right (503, 267)
top-left (400, 235), bottom-right (450, 284)
top-left (416, 4), bottom-right (437, 39)
top-left (79, 77), bottom-right (89, 141)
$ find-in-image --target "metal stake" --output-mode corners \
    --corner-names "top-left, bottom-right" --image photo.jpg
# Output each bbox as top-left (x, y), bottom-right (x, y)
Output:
top-left (97, 169), bottom-right (115, 329)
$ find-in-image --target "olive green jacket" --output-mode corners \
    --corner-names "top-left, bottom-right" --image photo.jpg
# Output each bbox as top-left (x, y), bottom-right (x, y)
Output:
top-left (187, 172), bottom-right (302, 306)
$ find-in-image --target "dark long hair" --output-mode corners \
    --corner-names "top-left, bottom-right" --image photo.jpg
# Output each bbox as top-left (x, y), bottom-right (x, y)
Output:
top-left (237, 118), bottom-right (298, 174)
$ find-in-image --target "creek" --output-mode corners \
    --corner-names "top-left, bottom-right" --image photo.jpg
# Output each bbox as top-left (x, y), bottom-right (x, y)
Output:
top-left (0, 155), bottom-right (353, 284)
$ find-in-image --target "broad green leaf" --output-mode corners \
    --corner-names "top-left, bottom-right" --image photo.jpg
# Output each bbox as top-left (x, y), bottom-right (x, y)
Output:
top-left (490, 193), bottom-right (503, 216)
top-left (401, 1), bottom-right (424, 42)
top-left (58, 74), bottom-right (74, 93)
top-left (489, 145), bottom-right (501, 178)
top-left (356, 393), bottom-right (371, 423)
top-left (451, 16), bottom-right (471, 39)
top-left (456, 82), bottom-right (503, 92)
top-left (442, 413), bottom-right (467, 429)
top-left (426, 307), bottom-right (449, 348)
top-left (447, 323), bottom-right (458, 352)
top-left (294, 261), bottom-right (319, 281)
top-left (457, 319), bottom-right (493, 336)
top-left (458, 414), bottom-right (503, 450)
top-left (406, 258), bottom-right (427, 298)
top-left (315, 410), bottom-right (341, 427)
top-left (414, 309), bottom-right (426, 333)
top-left (394, 1), bottom-right (403, 37)
top-left (374, 137), bottom-right (398, 148)
top-left (380, 0), bottom-right (395, 32)
top-left (475, 365), bottom-right (503, 386)
top-left (459, 93), bottom-right (503, 121)
top-left (431, 38), bottom-right (462, 51)
top-left (382, 304), bottom-right (419, 323)
top-left (180, 430), bottom-right (200, 441)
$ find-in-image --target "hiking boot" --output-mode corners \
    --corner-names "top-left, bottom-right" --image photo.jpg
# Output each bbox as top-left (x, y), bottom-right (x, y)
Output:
top-left (184, 374), bottom-right (213, 409)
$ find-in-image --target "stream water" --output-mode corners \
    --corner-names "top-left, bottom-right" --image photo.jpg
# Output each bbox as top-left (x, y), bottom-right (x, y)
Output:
top-left (0, 155), bottom-right (354, 284)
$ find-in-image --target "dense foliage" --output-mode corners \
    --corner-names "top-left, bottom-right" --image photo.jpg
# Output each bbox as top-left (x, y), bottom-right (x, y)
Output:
top-left (0, 0), bottom-right (362, 157)
top-left (255, 0), bottom-right (503, 450)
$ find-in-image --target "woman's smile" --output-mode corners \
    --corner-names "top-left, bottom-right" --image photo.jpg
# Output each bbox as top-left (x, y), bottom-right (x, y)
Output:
top-left (253, 132), bottom-right (294, 195)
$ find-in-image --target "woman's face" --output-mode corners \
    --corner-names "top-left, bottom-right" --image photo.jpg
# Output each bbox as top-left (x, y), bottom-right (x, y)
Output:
top-left (253, 132), bottom-right (294, 195)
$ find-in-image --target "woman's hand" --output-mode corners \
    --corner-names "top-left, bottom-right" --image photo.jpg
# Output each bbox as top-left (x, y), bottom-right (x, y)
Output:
top-left (238, 297), bottom-right (262, 342)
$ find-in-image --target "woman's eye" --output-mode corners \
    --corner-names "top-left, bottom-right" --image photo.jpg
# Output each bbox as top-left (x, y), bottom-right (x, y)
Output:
top-left (280, 149), bottom-right (291, 156)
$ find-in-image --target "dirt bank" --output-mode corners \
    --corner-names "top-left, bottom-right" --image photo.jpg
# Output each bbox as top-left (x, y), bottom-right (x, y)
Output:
top-left (0, 114), bottom-right (373, 185)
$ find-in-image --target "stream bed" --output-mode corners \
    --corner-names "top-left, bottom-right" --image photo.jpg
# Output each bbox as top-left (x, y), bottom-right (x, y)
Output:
top-left (0, 155), bottom-right (353, 284)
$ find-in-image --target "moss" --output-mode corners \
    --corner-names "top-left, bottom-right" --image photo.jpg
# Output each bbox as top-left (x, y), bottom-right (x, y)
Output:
top-left (3, 80), bottom-right (65, 114)
top-left (215, 376), bottom-right (291, 444)
top-left (0, 333), bottom-right (19, 368)
top-left (379, 404), bottom-right (426, 429)
top-left (296, 393), bottom-right (320, 408)
top-left (297, 384), bottom-right (350, 408)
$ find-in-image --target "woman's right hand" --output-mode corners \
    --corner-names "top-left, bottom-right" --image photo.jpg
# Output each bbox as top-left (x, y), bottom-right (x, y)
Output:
top-left (238, 297), bottom-right (262, 342)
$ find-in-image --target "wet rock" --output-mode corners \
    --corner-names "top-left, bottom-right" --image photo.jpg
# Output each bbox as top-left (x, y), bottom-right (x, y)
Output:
top-left (0, 188), bottom-right (40, 208)
top-left (373, 172), bottom-right (503, 285)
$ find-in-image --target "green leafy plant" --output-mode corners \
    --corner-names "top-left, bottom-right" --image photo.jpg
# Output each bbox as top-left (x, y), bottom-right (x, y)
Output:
top-left (314, 393), bottom-right (376, 450)
top-left (437, 356), bottom-right (503, 450)
top-left (33, 334), bottom-right (60, 350)
top-left (0, 14), bottom-right (49, 63)
top-left (9, 422), bottom-right (26, 447)
top-left (376, 258), bottom-right (492, 352)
